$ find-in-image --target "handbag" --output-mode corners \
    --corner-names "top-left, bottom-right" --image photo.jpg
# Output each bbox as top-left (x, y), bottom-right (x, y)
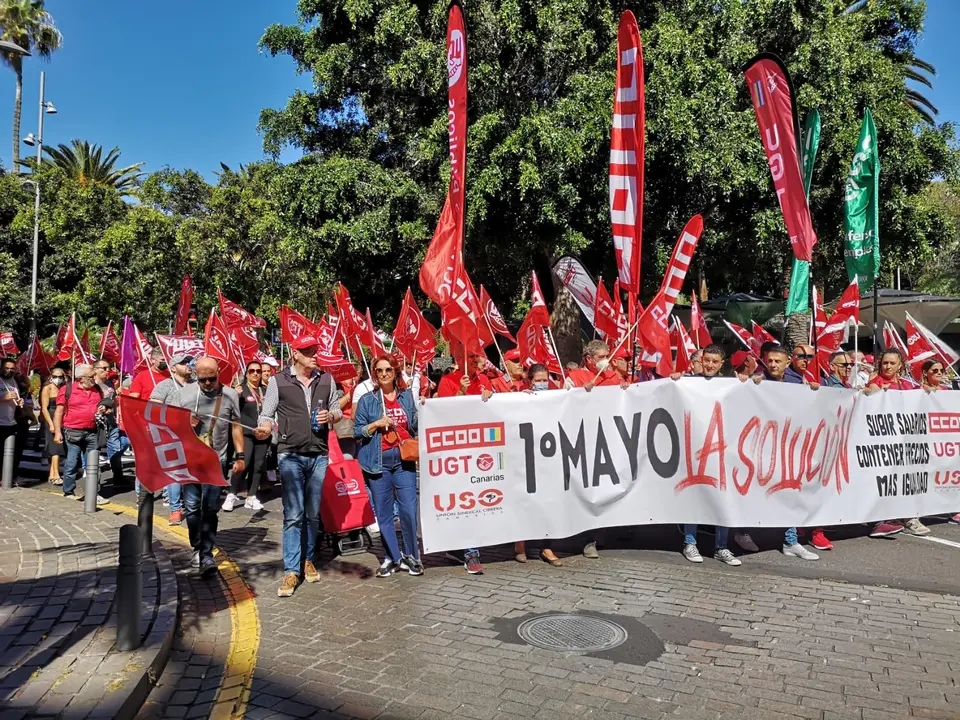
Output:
top-left (320, 431), bottom-right (375, 533)
top-left (399, 438), bottom-right (419, 462)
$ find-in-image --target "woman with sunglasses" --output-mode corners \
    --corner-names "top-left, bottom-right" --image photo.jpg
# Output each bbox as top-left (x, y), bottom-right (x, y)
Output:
top-left (921, 359), bottom-right (946, 391)
top-left (223, 361), bottom-right (269, 512)
top-left (354, 354), bottom-right (422, 577)
top-left (40, 368), bottom-right (68, 484)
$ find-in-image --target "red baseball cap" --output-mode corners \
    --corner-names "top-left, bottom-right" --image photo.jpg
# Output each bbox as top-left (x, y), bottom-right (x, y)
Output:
top-left (731, 350), bottom-right (748, 368)
top-left (291, 335), bottom-right (319, 351)
top-left (504, 349), bottom-right (521, 362)
top-left (612, 345), bottom-right (631, 360)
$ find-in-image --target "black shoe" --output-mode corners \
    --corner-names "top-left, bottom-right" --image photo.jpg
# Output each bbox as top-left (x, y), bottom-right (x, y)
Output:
top-left (200, 556), bottom-right (218, 578)
top-left (400, 556), bottom-right (424, 576)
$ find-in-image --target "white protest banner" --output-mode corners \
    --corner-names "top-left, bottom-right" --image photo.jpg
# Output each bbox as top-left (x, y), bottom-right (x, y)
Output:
top-left (418, 380), bottom-right (960, 554)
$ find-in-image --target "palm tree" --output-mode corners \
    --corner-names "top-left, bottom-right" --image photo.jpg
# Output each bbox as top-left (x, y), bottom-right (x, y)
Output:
top-left (0, 0), bottom-right (62, 171)
top-left (25, 139), bottom-right (145, 196)
top-left (843, 0), bottom-right (938, 124)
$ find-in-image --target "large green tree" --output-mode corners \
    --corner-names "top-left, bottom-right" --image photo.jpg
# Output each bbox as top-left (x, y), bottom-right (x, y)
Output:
top-left (0, 0), bottom-right (62, 170)
top-left (26, 140), bottom-right (145, 197)
top-left (258, 0), bottom-right (958, 319)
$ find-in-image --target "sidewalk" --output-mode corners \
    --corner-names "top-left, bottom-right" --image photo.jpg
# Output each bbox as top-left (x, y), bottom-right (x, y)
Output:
top-left (0, 488), bottom-right (177, 719)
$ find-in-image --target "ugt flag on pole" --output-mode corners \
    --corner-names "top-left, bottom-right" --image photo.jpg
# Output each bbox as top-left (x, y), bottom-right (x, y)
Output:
top-left (120, 396), bottom-right (228, 492)
top-left (786, 109), bottom-right (821, 316)
top-left (745, 54), bottom-right (817, 262)
top-left (843, 108), bottom-right (880, 290)
top-left (609, 10), bottom-right (644, 295)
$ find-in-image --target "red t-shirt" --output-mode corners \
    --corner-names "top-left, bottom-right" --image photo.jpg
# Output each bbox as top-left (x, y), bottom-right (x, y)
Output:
top-left (381, 396), bottom-right (411, 450)
top-left (867, 375), bottom-right (917, 391)
top-left (128, 368), bottom-right (169, 397)
top-left (56, 383), bottom-right (102, 430)
top-left (567, 367), bottom-right (621, 387)
top-left (435, 371), bottom-right (493, 398)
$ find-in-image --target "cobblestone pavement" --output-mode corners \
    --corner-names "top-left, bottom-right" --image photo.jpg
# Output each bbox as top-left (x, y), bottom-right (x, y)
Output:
top-left (8, 476), bottom-right (960, 720)
top-left (0, 489), bottom-right (175, 719)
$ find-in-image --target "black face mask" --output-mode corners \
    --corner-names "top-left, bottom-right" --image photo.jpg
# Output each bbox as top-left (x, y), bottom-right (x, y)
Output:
top-left (157, 361), bottom-right (168, 371)
top-left (1, 369), bottom-right (13, 378)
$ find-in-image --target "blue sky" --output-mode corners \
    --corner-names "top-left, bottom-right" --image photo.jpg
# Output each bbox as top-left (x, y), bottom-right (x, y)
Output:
top-left (0, 0), bottom-right (957, 181)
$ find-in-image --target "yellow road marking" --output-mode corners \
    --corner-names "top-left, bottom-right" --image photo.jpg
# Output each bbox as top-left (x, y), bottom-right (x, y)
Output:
top-left (73, 492), bottom-right (261, 720)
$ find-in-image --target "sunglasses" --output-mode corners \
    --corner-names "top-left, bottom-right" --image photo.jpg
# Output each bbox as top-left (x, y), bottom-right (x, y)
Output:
top-left (247, 369), bottom-right (262, 374)
top-left (375, 367), bottom-right (395, 375)
top-left (834, 362), bottom-right (854, 368)
top-left (794, 353), bottom-right (815, 360)
top-left (197, 376), bottom-right (218, 384)
top-left (930, 368), bottom-right (944, 375)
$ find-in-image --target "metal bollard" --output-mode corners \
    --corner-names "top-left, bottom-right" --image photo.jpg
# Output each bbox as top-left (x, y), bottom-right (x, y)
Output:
top-left (83, 447), bottom-right (100, 514)
top-left (1, 432), bottom-right (14, 489)
top-left (138, 490), bottom-right (155, 557)
top-left (116, 524), bottom-right (142, 652)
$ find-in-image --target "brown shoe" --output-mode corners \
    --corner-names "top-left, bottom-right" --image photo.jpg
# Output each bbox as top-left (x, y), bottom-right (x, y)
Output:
top-left (303, 561), bottom-right (320, 583)
top-left (277, 572), bottom-right (299, 597)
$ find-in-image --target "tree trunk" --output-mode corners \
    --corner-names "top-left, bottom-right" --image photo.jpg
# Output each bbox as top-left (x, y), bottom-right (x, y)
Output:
top-left (784, 311), bottom-right (810, 350)
top-left (12, 69), bottom-right (22, 173)
top-left (549, 273), bottom-right (582, 366)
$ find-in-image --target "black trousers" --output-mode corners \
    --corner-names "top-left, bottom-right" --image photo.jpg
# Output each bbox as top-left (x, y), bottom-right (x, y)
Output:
top-left (229, 435), bottom-right (269, 497)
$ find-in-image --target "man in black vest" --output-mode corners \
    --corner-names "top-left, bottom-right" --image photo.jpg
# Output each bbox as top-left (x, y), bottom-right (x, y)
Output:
top-left (256, 335), bottom-right (342, 597)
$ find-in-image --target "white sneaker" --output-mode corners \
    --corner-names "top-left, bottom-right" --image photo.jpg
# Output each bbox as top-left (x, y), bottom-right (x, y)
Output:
top-left (222, 493), bottom-right (238, 512)
top-left (682, 544), bottom-right (704, 563)
top-left (714, 549), bottom-right (742, 566)
top-left (783, 543), bottom-right (819, 561)
top-left (244, 495), bottom-right (263, 511)
top-left (95, 495), bottom-right (108, 506)
top-left (366, 522), bottom-right (381, 537)
top-left (902, 518), bottom-right (931, 536)
top-left (734, 532), bottom-right (759, 552)
top-left (190, 551), bottom-right (200, 568)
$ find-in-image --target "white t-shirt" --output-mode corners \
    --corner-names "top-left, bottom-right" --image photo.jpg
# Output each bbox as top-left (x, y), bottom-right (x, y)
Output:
top-left (352, 374), bottom-right (420, 409)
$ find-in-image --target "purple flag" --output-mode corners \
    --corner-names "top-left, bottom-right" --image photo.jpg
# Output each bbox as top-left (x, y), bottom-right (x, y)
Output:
top-left (120, 315), bottom-right (137, 375)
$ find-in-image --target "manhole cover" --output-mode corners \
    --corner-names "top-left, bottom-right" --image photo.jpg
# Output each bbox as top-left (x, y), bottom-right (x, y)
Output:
top-left (517, 614), bottom-right (628, 652)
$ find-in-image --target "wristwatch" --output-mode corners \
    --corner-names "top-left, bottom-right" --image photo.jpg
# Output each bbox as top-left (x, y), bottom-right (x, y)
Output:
top-left (234, 452), bottom-right (245, 460)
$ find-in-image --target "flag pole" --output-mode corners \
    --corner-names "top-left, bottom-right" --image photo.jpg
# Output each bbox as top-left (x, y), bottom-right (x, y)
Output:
top-left (592, 318), bottom-right (640, 385)
top-left (481, 311), bottom-right (507, 370)
top-left (692, 292), bottom-right (701, 352)
top-left (872, 276), bottom-right (880, 352)
top-left (809, 275), bottom-right (820, 383)
top-left (100, 320), bottom-right (111, 360)
top-left (593, 275), bottom-right (601, 340)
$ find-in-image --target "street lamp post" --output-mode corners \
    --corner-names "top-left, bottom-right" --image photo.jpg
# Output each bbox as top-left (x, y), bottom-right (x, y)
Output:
top-left (22, 71), bottom-right (56, 341)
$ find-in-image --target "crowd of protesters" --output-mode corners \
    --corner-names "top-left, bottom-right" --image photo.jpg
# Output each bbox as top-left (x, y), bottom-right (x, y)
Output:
top-left (5, 328), bottom-right (960, 599)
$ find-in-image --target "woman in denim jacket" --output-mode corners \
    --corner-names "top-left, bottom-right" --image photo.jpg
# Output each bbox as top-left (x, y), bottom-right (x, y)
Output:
top-left (354, 354), bottom-right (421, 577)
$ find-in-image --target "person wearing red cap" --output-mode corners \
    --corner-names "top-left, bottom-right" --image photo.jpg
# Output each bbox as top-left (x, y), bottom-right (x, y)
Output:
top-left (501, 349), bottom-right (528, 392)
top-left (609, 345), bottom-right (633, 384)
top-left (255, 334), bottom-right (343, 597)
top-left (435, 352), bottom-right (494, 400)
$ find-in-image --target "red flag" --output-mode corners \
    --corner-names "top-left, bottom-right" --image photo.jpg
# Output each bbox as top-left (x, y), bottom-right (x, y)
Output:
top-left (594, 280), bottom-right (625, 340)
top-left (174, 275), bottom-right (193, 336)
top-left (229, 325), bottom-right (261, 367)
top-left (671, 319), bottom-right (691, 374)
top-left (440, 272), bottom-right (485, 356)
top-left (120, 396), bottom-right (229, 492)
top-left (204, 310), bottom-right (238, 384)
top-left (0, 332), bottom-right (19, 357)
top-left (690, 291), bottom-right (712, 348)
top-left (334, 283), bottom-right (369, 357)
top-left (610, 10), bottom-right (645, 294)
top-left (529, 272), bottom-right (551, 327)
top-left (817, 280), bottom-right (860, 351)
top-left (218, 288), bottom-right (265, 329)
top-left (479, 285), bottom-right (515, 343)
top-left (53, 323), bottom-right (67, 357)
top-left (516, 307), bottom-right (562, 375)
top-left (657, 215), bottom-right (703, 318)
top-left (884, 321), bottom-right (908, 358)
top-left (751, 321), bottom-right (776, 349)
top-left (908, 313), bottom-right (959, 369)
top-left (314, 318), bottom-right (347, 367)
top-left (905, 313), bottom-right (937, 374)
top-left (131, 323), bottom-right (153, 372)
top-left (99, 322), bottom-right (122, 364)
top-left (394, 288), bottom-right (438, 359)
top-left (637, 291), bottom-right (673, 377)
top-left (745, 54), bottom-right (817, 262)
top-left (812, 285), bottom-right (828, 343)
top-left (80, 327), bottom-right (92, 355)
top-left (419, 3), bottom-right (468, 307)
top-left (725, 320), bottom-right (759, 355)
top-left (280, 305), bottom-right (319, 344)
top-left (364, 308), bottom-right (388, 358)
top-left (57, 315), bottom-right (78, 362)
top-left (155, 335), bottom-right (206, 367)
top-left (16, 335), bottom-right (54, 376)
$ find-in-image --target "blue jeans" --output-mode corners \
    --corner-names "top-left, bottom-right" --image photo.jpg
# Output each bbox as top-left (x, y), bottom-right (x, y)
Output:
top-left (183, 482), bottom-right (222, 562)
top-left (278, 452), bottom-right (329, 575)
top-left (62, 428), bottom-right (98, 496)
top-left (105, 426), bottom-right (129, 483)
top-left (365, 447), bottom-right (419, 563)
top-left (167, 482), bottom-right (183, 513)
top-left (683, 525), bottom-right (729, 550)
top-left (784, 527), bottom-right (798, 546)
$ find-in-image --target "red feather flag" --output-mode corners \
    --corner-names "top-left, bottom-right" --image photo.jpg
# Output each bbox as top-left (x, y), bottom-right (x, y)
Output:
top-left (394, 288), bottom-right (437, 360)
top-left (610, 10), bottom-right (644, 295)
top-left (174, 275), bottom-right (193, 336)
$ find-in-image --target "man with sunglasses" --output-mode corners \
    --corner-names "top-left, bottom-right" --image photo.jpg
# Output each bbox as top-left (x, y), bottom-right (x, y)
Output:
top-left (824, 351), bottom-right (853, 388)
top-left (152, 356), bottom-right (245, 577)
top-left (786, 344), bottom-right (817, 385)
top-left (255, 335), bottom-right (342, 598)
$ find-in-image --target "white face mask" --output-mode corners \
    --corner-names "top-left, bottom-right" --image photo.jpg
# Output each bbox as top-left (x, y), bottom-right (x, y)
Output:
top-left (532, 381), bottom-right (549, 392)
top-left (594, 358), bottom-right (610, 372)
